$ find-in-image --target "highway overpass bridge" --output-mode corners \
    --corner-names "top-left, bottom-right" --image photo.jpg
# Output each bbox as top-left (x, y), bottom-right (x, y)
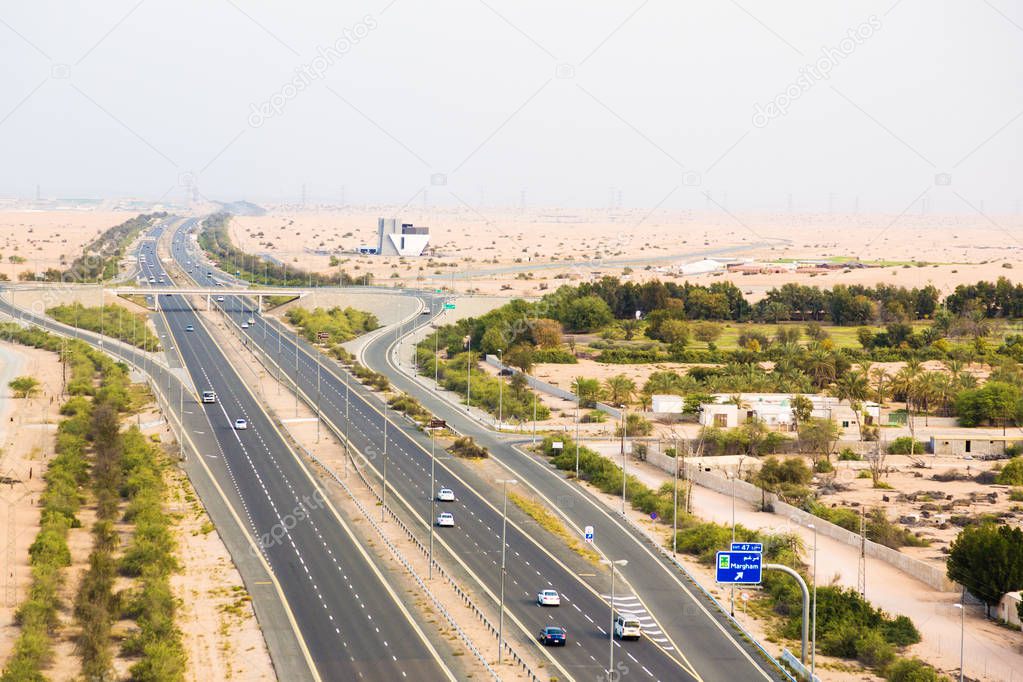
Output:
top-left (108, 287), bottom-right (308, 311)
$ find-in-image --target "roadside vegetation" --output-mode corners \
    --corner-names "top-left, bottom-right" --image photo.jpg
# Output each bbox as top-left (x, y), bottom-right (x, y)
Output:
top-left (48, 303), bottom-right (161, 351)
top-left (286, 305), bottom-right (379, 344)
top-left (415, 345), bottom-right (551, 424)
top-left (0, 325), bottom-right (184, 680)
top-left (199, 213), bottom-right (364, 287)
top-left (670, 517), bottom-right (943, 680)
top-left (421, 276), bottom-right (1023, 431)
top-left (26, 213), bottom-right (164, 283)
top-left (506, 491), bottom-right (600, 565)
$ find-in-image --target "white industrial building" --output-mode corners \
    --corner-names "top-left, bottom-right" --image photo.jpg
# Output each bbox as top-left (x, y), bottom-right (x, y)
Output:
top-left (676, 258), bottom-right (725, 276)
top-left (698, 393), bottom-right (880, 438)
top-left (367, 218), bottom-right (431, 256)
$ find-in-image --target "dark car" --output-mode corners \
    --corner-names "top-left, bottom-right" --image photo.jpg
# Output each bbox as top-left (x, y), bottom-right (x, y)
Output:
top-left (498, 368), bottom-right (514, 376)
top-left (538, 626), bottom-right (567, 646)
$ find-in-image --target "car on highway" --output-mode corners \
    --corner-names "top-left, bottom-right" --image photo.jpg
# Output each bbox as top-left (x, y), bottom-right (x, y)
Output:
top-left (537, 626), bottom-right (567, 646)
top-left (148, 277), bottom-right (155, 283)
top-left (614, 615), bottom-right (642, 640)
top-left (158, 277), bottom-right (165, 283)
top-left (233, 418), bottom-right (248, 430)
top-left (201, 391), bottom-right (216, 404)
top-left (241, 322), bottom-right (249, 329)
top-left (247, 317), bottom-right (255, 325)
top-left (185, 324), bottom-right (194, 332)
top-left (435, 512), bottom-right (454, 527)
top-left (436, 488), bottom-right (455, 502)
top-left (215, 296), bottom-right (225, 302)
top-left (537, 589), bottom-right (561, 607)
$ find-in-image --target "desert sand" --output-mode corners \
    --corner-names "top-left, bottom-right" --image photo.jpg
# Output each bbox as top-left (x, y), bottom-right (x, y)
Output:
top-left (229, 207), bottom-right (1022, 298)
top-left (0, 211), bottom-right (136, 282)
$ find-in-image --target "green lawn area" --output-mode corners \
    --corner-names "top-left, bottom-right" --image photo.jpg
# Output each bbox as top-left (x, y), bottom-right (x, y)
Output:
top-left (689, 321), bottom-right (931, 351)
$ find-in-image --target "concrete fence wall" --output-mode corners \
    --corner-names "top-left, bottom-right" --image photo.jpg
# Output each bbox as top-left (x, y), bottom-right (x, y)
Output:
top-left (644, 458), bottom-right (957, 592)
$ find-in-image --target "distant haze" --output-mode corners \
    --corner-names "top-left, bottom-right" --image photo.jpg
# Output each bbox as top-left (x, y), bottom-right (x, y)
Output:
top-left (1, 1), bottom-right (1021, 214)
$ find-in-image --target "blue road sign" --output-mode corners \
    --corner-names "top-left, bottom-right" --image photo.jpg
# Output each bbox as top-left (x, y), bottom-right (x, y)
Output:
top-left (731, 542), bottom-right (763, 553)
top-left (715, 551), bottom-right (763, 585)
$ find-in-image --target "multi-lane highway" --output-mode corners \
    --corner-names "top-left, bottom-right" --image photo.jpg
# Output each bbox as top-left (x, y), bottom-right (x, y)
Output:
top-left (134, 223), bottom-right (456, 681)
top-left (170, 222), bottom-right (710, 681)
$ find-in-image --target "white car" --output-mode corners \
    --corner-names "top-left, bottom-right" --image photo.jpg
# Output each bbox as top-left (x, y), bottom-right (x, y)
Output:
top-left (216, 296), bottom-right (225, 302)
top-left (148, 277), bottom-right (155, 283)
top-left (247, 317), bottom-right (255, 325)
top-left (241, 322), bottom-right (249, 329)
top-left (436, 488), bottom-right (455, 502)
top-left (435, 512), bottom-right (454, 527)
top-left (233, 418), bottom-right (248, 430)
top-left (614, 615), bottom-right (642, 640)
top-left (537, 589), bottom-right (561, 607)
top-left (201, 390), bottom-right (216, 404)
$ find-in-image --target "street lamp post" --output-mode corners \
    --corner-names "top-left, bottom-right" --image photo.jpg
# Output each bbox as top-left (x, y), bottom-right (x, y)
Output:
top-left (574, 378), bottom-right (581, 480)
top-left (433, 326), bottom-right (439, 387)
top-left (672, 434), bottom-right (679, 556)
top-left (497, 349), bottom-right (504, 429)
top-left (809, 522), bottom-right (818, 679)
top-left (620, 407), bottom-right (627, 515)
top-left (344, 369), bottom-right (351, 478)
top-left (731, 473), bottom-right (736, 616)
top-left (496, 478), bottom-right (517, 664)
top-left (381, 406), bottom-right (388, 522)
top-left (955, 590), bottom-right (965, 682)
top-left (429, 429), bottom-right (437, 580)
top-left (602, 558), bottom-right (628, 680)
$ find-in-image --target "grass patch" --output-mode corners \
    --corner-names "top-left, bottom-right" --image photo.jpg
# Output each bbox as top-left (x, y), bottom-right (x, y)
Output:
top-left (507, 491), bottom-right (601, 566)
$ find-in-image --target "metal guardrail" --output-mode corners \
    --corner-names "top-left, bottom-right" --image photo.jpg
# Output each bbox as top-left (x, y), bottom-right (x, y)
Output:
top-left (216, 308), bottom-right (541, 682)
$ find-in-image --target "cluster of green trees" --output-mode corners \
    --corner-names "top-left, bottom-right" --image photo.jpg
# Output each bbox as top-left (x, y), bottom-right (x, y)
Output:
top-left (539, 435), bottom-right (682, 522)
top-left (199, 213), bottom-right (364, 287)
top-left (416, 347), bottom-right (550, 423)
top-left (947, 522), bottom-right (1023, 618)
top-left (48, 303), bottom-right (161, 351)
top-left (351, 362), bottom-right (390, 391)
top-left (285, 306), bottom-right (379, 345)
top-left (0, 326), bottom-right (184, 680)
top-left (26, 213), bottom-right (163, 283)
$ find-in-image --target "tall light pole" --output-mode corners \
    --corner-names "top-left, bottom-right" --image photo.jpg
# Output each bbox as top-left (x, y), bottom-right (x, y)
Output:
top-left (620, 407), bottom-right (627, 515)
top-left (672, 434), bottom-right (679, 556)
top-left (496, 478), bottom-right (517, 664)
top-left (731, 472), bottom-right (737, 616)
top-left (497, 349), bottom-right (504, 429)
top-left (466, 348), bottom-right (472, 412)
top-left (532, 390), bottom-right (537, 446)
top-left (433, 326), bottom-right (439, 387)
top-left (602, 558), bottom-right (628, 681)
top-left (381, 405), bottom-right (388, 522)
top-left (574, 378), bottom-right (582, 480)
top-left (955, 591), bottom-right (965, 682)
top-left (429, 428), bottom-right (437, 580)
top-left (809, 522), bottom-right (818, 679)
top-left (315, 361), bottom-right (321, 443)
top-left (344, 369), bottom-right (351, 478)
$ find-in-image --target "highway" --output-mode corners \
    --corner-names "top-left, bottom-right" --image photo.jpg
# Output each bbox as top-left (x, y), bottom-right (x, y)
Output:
top-left (134, 224), bottom-right (456, 681)
top-left (171, 223), bottom-right (705, 681)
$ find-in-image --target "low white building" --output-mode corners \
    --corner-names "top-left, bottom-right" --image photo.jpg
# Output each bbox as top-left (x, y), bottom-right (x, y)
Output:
top-left (698, 393), bottom-right (879, 438)
top-left (677, 258), bottom-right (725, 276)
top-left (651, 394), bottom-right (684, 414)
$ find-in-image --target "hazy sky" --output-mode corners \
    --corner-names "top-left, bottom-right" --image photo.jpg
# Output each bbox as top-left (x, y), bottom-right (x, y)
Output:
top-left (1, 1), bottom-right (1021, 214)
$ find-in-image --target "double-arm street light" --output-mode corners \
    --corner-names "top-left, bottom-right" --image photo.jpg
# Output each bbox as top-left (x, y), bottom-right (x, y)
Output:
top-left (496, 478), bottom-right (517, 664)
top-left (602, 558), bottom-right (628, 680)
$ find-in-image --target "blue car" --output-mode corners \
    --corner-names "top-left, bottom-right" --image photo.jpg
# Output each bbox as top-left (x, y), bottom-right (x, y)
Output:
top-left (538, 626), bottom-right (567, 646)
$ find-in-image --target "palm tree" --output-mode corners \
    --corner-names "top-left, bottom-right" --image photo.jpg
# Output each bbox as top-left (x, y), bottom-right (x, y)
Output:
top-left (805, 347), bottom-right (837, 389)
top-left (603, 374), bottom-right (637, 406)
top-left (912, 372), bottom-right (940, 427)
top-left (833, 370), bottom-right (870, 440)
top-left (892, 362), bottom-right (922, 445)
top-left (869, 366), bottom-right (890, 405)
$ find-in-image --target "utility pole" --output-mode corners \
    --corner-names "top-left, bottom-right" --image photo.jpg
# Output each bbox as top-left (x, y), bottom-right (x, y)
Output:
top-left (381, 406), bottom-right (388, 522)
top-left (429, 429), bottom-right (436, 579)
top-left (496, 478), bottom-right (516, 664)
top-left (497, 349), bottom-right (504, 429)
top-left (672, 434), bottom-right (679, 556)
top-left (603, 558), bottom-right (628, 680)
top-left (620, 407), bottom-right (627, 515)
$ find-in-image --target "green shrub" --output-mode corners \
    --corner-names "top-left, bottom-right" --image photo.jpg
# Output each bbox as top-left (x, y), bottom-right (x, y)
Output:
top-left (996, 457), bottom-right (1023, 486)
top-left (815, 459), bottom-right (834, 473)
top-left (838, 448), bottom-right (861, 461)
top-left (448, 436), bottom-right (488, 459)
top-left (615, 413), bottom-right (653, 437)
top-left (888, 437), bottom-right (926, 455)
top-left (885, 657), bottom-right (948, 681)
top-left (856, 629), bottom-right (896, 667)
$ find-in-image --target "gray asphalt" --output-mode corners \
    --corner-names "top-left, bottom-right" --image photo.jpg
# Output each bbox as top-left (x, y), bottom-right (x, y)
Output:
top-left (172, 224), bottom-right (703, 682)
top-left (362, 300), bottom-right (792, 682)
top-left (136, 224), bottom-right (455, 681)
